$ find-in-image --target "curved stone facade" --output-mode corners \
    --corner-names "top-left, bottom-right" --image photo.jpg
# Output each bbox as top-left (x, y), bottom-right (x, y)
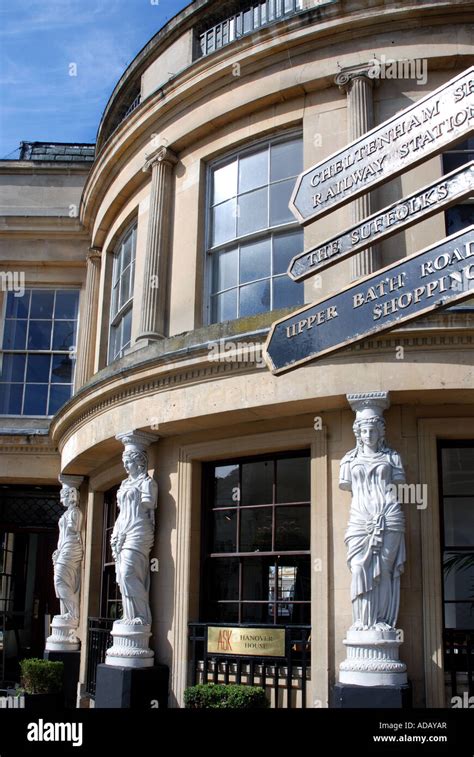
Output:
top-left (2, 0), bottom-right (473, 709)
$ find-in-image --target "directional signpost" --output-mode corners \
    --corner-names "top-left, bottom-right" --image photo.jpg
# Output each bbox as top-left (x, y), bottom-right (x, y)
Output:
top-left (265, 226), bottom-right (474, 374)
top-left (290, 67), bottom-right (474, 225)
top-left (288, 161), bottom-right (474, 280)
top-left (263, 66), bottom-right (474, 375)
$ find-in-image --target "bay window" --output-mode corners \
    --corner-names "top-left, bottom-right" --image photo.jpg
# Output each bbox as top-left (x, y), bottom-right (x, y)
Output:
top-left (207, 133), bottom-right (305, 323)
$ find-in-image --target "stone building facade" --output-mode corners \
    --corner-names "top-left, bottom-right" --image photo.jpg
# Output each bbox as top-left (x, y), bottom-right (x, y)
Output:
top-left (0, 0), bottom-right (473, 708)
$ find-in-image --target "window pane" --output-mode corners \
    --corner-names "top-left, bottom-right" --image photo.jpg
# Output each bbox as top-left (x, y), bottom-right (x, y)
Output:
top-left (52, 321), bottom-right (75, 350)
top-left (48, 384), bottom-right (72, 415)
top-left (273, 275), bottom-right (304, 310)
top-left (277, 457), bottom-right (310, 502)
top-left (273, 230), bottom-right (304, 275)
top-left (277, 557), bottom-right (311, 602)
top-left (237, 187), bottom-right (267, 236)
top-left (208, 558), bottom-right (239, 600)
top-left (442, 448), bottom-right (474, 495)
top-left (3, 320), bottom-right (27, 349)
top-left (54, 291), bottom-right (79, 319)
top-left (26, 354), bottom-right (51, 383)
top-left (23, 384), bottom-right (48, 415)
top-left (214, 464), bottom-right (239, 507)
top-left (242, 557), bottom-right (274, 600)
top-left (240, 238), bottom-right (271, 284)
top-left (444, 602), bottom-right (474, 630)
top-left (238, 148), bottom-right (268, 194)
top-left (28, 321), bottom-right (52, 350)
top-left (270, 178), bottom-right (295, 225)
top-left (241, 460), bottom-right (273, 506)
top-left (444, 498), bottom-right (474, 546)
top-left (444, 552), bottom-right (474, 601)
top-left (119, 266), bottom-right (131, 310)
top-left (241, 603), bottom-right (271, 623)
top-left (213, 160), bottom-right (238, 205)
top-left (212, 247), bottom-right (238, 292)
top-left (443, 151), bottom-right (474, 173)
top-left (0, 354), bottom-right (25, 382)
top-left (0, 384), bottom-right (23, 414)
top-left (122, 309), bottom-right (132, 352)
top-left (212, 199), bottom-right (237, 246)
top-left (207, 602), bottom-right (239, 623)
top-left (275, 505), bottom-right (310, 550)
top-left (211, 289), bottom-right (237, 322)
top-left (109, 324), bottom-right (120, 362)
top-left (122, 234), bottom-right (133, 271)
top-left (51, 354), bottom-right (73, 383)
top-left (239, 279), bottom-right (270, 317)
top-left (446, 205), bottom-right (474, 235)
top-left (212, 510), bottom-right (237, 553)
top-left (30, 290), bottom-right (54, 319)
top-left (240, 507), bottom-right (272, 552)
top-left (270, 139), bottom-right (303, 182)
top-left (5, 292), bottom-right (29, 319)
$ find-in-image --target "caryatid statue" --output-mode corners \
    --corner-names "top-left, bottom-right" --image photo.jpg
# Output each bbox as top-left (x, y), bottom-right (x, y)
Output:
top-left (106, 430), bottom-right (159, 668)
top-left (338, 393), bottom-right (408, 687)
top-left (46, 475), bottom-right (84, 652)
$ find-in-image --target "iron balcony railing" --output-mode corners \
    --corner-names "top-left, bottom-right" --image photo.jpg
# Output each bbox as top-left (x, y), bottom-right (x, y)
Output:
top-left (85, 617), bottom-right (114, 698)
top-left (198, 0), bottom-right (306, 57)
top-left (188, 622), bottom-right (311, 708)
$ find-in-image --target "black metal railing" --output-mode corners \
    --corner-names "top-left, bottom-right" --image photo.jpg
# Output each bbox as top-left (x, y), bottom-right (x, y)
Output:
top-left (85, 617), bottom-right (114, 698)
top-left (197, 0), bottom-right (306, 58)
top-left (444, 629), bottom-right (474, 699)
top-left (188, 623), bottom-right (311, 708)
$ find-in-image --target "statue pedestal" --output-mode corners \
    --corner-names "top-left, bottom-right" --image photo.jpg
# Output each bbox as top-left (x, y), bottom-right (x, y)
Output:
top-left (339, 629), bottom-right (407, 686)
top-left (333, 681), bottom-right (412, 708)
top-left (45, 616), bottom-right (80, 652)
top-left (105, 621), bottom-right (154, 668)
top-left (95, 664), bottom-right (169, 709)
top-left (44, 649), bottom-right (80, 708)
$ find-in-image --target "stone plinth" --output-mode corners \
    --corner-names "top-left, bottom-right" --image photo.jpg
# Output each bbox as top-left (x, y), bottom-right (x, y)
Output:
top-left (105, 621), bottom-right (154, 668)
top-left (339, 628), bottom-right (407, 686)
top-left (45, 615), bottom-right (80, 652)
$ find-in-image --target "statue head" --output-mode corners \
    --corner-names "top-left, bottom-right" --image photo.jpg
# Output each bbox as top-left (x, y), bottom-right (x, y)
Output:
top-left (353, 415), bottom-right (386, 452)
top-left (60, 484), bottom-right (79, 509)
top-left (122, 448), bottom-right (148, 477)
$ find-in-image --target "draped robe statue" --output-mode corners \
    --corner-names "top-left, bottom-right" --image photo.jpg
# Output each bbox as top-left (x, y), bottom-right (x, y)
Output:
top-left (53, 484), bottom-right (83, 622)
top-left (111, 449), bottom-right (158, 625)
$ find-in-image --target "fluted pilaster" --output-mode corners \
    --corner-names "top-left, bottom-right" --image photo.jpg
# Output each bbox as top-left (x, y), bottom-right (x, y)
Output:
top-left (75, 248), bottom-right (101, 389)
top-left (137, 146), bottom-right (178, 343)
top-left (335, 67), bottom-right (376, 278)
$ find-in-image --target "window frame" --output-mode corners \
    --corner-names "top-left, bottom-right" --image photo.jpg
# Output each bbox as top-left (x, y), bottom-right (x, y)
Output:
top-left (438, 440), bottom-right (474, 631)
top-left (204, 129), bottom-right (304, 325)
top-left (200, 449), bottom-right (311, 625)
top-left (0, 285), bottom-right (80, 418)
top-left (108, 222), bottom-right (137, 364)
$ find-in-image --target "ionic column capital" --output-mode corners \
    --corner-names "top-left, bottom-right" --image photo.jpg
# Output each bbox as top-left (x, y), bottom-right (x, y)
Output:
top-left (143, 145), bottom-right (178, 173)
top-left (335, 65), bottom-right (376, 93)
top-left (116, 430), bottom-right (160, 452)
top-left (58, 474), bottom-right (84, 490)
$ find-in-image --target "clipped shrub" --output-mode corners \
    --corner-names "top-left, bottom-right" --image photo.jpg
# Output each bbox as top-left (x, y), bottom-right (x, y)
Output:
top-left (184, 683), bottom-right (269, 709)
top-left (20, 658), bottom-right (64, 695)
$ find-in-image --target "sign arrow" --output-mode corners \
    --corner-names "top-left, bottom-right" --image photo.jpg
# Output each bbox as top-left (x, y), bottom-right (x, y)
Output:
top-left (288, 161), bottom-right (474, 280)
top-left (264, 226), bottom-right (474, 374)
top-left (289, 67), bottom-right (474, 225)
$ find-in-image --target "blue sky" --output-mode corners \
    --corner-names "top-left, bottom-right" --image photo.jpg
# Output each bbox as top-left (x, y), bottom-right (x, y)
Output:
top-left (0, 0), bottom-right (191, 158)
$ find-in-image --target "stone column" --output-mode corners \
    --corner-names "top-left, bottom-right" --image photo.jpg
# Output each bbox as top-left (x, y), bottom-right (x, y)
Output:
top-left (46, 475), bottom-right (84, 652)
top-left (335, 67), bottom-right (376, 279)
top-left (136, 146), bottom-right (178, 344)
top-left (75, 248), bottom-right (102, 388)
